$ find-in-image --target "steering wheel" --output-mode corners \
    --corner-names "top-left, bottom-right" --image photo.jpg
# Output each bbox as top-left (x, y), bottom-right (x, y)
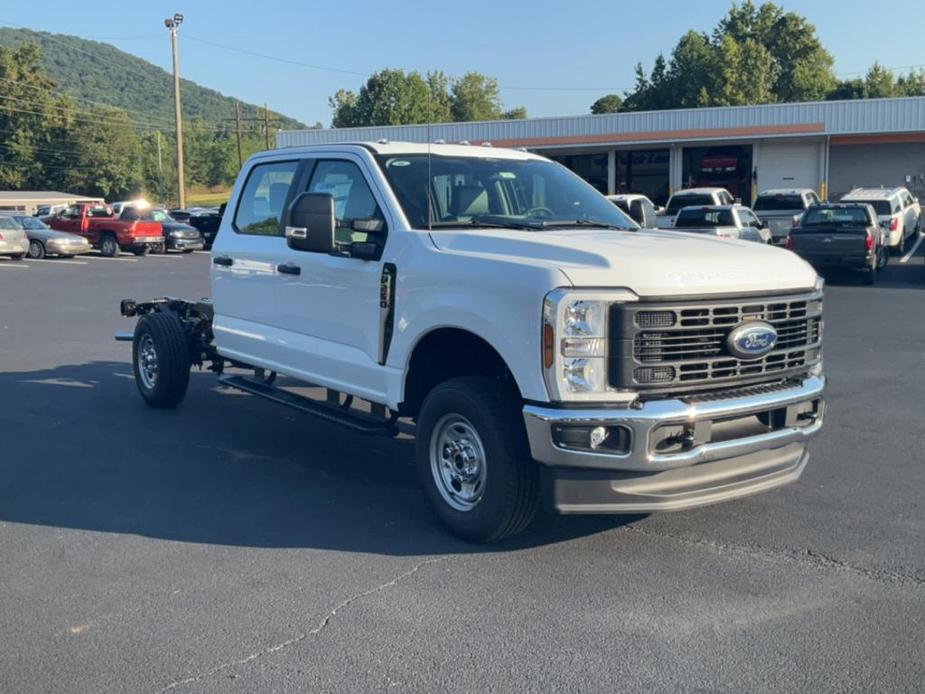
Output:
top-left (525, 206), bottom-right (556, 219)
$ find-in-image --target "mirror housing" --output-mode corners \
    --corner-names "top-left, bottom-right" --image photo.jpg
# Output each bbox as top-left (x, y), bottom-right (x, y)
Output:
top-left (286, 193), bottom-right (335, 253)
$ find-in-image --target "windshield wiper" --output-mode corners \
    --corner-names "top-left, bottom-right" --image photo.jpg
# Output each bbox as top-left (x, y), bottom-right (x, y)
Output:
top-left (431, 217), bottom-right (542, 231)
top-left (538, 219), bottom-right (636, 231)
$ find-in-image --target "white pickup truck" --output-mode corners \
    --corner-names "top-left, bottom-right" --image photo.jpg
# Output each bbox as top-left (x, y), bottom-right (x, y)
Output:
top-left (117, 142), bottom-right (826, 543)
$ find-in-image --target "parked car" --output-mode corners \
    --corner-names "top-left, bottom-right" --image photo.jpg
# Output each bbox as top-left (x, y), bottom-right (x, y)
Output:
top-left (0, 214), bottom-right (28, 260)
top-left (657, 187), bottom-right (735, 227)
top-left (787, 203), bottom-right (887, 284)
top-left (671, 205), bottom-right (772, 243)
top-left (116, 142), bottom-right (825, 543)
top-left (840, 187), bottom-right (921, 254)
top-left (110, 199), bottom-right (151, 217)
top-left (123, 208), bottom-right (204, 253)
top-left (606, 194), bottom-right (660, 228)
top-left (11, 215), bottom-right (91, 259)
top-left (34, 204), bottom-right (67, 218)
top-left (753, 188), bottom-right (822, 246)
top-left (45, 203), bottom-right (163, 257)
top-left (188, 210), bottom-right (222, 249)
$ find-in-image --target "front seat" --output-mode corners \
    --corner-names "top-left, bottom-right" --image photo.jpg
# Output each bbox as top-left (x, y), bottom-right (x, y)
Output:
top-left (449, 185), bottom-right (489, 217)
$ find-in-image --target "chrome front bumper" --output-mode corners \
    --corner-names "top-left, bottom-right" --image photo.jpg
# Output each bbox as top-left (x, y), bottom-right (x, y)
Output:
top-left (524, 376), bottom-right (825, 513)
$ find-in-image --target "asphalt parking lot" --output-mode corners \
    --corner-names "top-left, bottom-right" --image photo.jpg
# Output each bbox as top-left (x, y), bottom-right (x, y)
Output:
top-left (1, 245), bottom-right (924, 693)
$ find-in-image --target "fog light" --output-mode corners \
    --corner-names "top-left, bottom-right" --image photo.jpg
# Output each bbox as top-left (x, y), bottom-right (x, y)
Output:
top-left (590, 426), bottom-right (608, 448)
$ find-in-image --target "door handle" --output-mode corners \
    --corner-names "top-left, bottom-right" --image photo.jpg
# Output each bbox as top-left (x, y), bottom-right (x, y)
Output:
top-left (213, 256), bottom-right (233, 267)
top-left (277, 263), bottom-right (301, 275)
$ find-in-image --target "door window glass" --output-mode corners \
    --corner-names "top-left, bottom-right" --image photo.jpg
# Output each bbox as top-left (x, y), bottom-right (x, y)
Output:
top-left (233, 161), bottom-right (298, 236)
top-left (307, 160), bottom-right (385, 244)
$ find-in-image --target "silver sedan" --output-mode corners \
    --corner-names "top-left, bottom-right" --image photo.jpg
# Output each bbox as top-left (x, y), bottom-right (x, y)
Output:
top-left (0, 215), bottom-right (29, 260)
top-left (14, 215), bottom-right (91, 259)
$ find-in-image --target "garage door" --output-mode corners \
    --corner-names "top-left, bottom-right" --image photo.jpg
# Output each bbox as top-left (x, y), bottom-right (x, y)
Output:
top-left (759, 141), bottom-right (820, 192)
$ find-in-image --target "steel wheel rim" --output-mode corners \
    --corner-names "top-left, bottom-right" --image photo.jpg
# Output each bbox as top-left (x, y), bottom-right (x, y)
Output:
top-left (137, 334), bottom-right (158, 389)
top-left (429, 414), bottom-right (487, 512)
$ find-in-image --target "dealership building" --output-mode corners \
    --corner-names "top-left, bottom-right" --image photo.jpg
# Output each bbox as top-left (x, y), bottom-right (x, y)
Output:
top-left (278, 96), bottom-right (925, 205)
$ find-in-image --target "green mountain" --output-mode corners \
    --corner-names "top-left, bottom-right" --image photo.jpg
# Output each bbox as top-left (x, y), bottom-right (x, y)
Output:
top-left (0, 27), bottom-right (307, 131)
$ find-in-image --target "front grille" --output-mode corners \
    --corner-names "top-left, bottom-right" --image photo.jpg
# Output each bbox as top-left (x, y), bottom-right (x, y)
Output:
top-left (609, 292), bottom-right (823, 393)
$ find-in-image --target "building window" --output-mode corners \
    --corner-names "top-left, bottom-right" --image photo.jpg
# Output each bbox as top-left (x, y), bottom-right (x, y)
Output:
top-left (616, 149), bottom-right (670, 205)
top-left (548, 153), bottom-right (608, 194)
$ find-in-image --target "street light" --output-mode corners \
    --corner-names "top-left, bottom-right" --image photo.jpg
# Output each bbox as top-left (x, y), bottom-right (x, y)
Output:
top-left (165, 13), bottom-right (185, 209)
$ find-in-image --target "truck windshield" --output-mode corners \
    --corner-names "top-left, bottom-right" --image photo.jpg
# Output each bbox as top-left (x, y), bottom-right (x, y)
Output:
top-left (377, 154), bottom-right (636, 231)
top-left (674, 208), bottom-right (735, 228)
top-left (666, 194), bottom-right (713, 215)
top-left (754, 195), bottom-right (804, 211)
top-left (801, 207), bottom-right (871, 227)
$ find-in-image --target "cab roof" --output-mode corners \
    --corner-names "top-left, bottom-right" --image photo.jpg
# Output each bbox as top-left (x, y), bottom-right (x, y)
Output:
top-left (842, 187), bottom-right (904, 200)
top-left (757, 188), bottom-right (815, 196)
top-left (276, 141), bottom-right (545, 161)
top-left (670, 187), bottom-right (730, 196)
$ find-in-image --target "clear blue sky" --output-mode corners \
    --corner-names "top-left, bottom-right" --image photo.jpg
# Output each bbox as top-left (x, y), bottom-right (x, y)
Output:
top-left (3, 0), bottom-right (924, 126)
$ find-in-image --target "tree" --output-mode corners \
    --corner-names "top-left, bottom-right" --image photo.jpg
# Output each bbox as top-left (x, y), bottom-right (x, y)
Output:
top-left (426, 71), bottom-right (453, 123)
top-left (622, 2), bottom-right (835, 110)
top-left (450, 72), bottom-right (502, 122)
top-left (329, 69), bottom-right (436, 127)
top-left (502, 106), bottom-right (528, 120)
top-left (590, 94), bottom-right (623, 114)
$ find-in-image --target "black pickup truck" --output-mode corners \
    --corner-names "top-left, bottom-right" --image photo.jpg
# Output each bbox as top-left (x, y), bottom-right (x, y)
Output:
top-left (787, 203), bottom-right (887, 284)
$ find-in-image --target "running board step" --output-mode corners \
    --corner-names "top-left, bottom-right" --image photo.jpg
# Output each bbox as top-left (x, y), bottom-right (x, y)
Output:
top-left (218, 375), bottom-right (398, 436)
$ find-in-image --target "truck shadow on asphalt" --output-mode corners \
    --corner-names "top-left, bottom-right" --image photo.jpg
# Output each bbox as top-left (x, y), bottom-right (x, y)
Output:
top-left (0, 361), bottom-right (632, 554)
top-left (818, 257), bottom-right (925, 289)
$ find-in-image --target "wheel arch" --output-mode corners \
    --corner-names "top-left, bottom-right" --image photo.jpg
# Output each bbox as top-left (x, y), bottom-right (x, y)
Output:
top-left (400, 327), bottom-right (522, 418)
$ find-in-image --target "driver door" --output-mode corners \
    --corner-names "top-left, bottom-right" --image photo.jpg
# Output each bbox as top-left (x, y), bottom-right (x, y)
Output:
top-left (273, 156), bottom-right (392, 403)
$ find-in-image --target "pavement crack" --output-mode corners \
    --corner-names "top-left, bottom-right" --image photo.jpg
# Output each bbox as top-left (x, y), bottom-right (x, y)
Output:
top-left (622, 525), bottom-right (925, 587)
top-left (155, 555), bottom-right (449, 693)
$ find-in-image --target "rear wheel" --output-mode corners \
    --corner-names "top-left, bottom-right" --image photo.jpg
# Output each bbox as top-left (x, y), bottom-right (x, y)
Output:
top-left (415, 376), bottom-right (539, 543)
top-left (133, 246), bottom-right (149, 257)
top-left (132, 311), bottom-right (191, 408)
top-left (10, 253), bottom-right (25, 261)
top-left (100, 235), bottom-right (119, 257)
top-left (27, 240), bottom-right (45, 259)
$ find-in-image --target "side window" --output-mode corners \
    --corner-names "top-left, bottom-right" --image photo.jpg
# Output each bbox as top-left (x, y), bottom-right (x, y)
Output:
top-left (891, 197), bottom-right (901, 214)
top-left (233, 160), bottom-right (299, 236)
top-left (307, 160), bottom-right (385, 244)
top-left (64, 205), bottom-right (81, 219)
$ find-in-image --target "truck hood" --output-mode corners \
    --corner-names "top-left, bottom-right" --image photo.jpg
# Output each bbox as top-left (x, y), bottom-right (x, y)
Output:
top-left (429, 227), bottom-right (818, 297)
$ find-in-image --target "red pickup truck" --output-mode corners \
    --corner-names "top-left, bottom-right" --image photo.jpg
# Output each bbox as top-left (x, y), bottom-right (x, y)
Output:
top-left (45, 203), bottom-right (163, 257)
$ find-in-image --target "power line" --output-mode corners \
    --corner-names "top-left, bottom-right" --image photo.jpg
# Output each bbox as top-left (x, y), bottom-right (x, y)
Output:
top-left (184, 35), bottom-right (369, 77)
top-left (0, 92), bottom-right (178, 131)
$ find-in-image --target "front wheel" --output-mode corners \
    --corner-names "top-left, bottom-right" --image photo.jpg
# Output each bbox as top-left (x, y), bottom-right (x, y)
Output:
top-left (27, 240), bottom-right (45, 259)
top-left (133, 246), bottom-right (149, 257)
top-left (415, 376), bottom-right (539, 543)
top-left (132, 311), bottom-right (191, 408)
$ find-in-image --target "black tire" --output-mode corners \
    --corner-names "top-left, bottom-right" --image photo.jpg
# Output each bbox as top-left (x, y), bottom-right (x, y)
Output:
top-left (182, 248), bottom-right (194, 254)
top-left (133, 246), bottom-right (149, 257)
top-left (27, 240), bottom-right (45, 259)
top-left (415, 376), bottom-right (539, 543)
top-left (100, 234), bottom-right (119, 257)
top-left (132, 311), bottom-right (191, 409)
top-left (10, 253), bottom-right (25, 261)
top-left (864, 257), bottom-right (878, 285)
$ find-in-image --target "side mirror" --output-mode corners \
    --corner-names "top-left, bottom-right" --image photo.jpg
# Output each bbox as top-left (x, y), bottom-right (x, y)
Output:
top-left (286, 193), bottom-right (335, 253)
top-left (760, 220), bottom-right (769, 229)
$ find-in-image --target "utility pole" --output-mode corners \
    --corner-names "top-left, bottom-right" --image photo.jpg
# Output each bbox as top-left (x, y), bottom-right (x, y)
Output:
top-left (165, 12), bottom-right (185, 209)
top-left (234, 102), bottom-right (243, 169)
top-left (264, 102), bottom-right (271, 150)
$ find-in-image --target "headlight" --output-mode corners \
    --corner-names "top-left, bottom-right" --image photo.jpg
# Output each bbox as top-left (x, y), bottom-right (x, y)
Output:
top-left (543, 288), bottom-right (638, 402)
top-left (814, 276), bottom-right (825, 292)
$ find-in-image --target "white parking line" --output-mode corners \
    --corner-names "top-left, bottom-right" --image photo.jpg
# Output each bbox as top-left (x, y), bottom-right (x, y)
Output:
top-left (83, 255), bottom-right (139, 263)
top-left (0, 262), bottom-right (29, 269)
top-left (145, 253), bottom-right (182, 259)
top-left (899, 232), bottom-right (924, 264)
top-left (193, 250), bottom-right (211, 255)
top-left (32, 259), bottom-right (88, 266)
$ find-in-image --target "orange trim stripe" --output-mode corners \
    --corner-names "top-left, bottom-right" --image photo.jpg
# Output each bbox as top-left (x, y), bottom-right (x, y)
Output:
top-left (830, 133), bottom-right (925, 145)
top-left (477, 123), bottom-right (826, 148)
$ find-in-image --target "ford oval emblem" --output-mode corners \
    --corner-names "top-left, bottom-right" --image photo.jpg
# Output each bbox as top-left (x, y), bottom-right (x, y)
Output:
top-left (727, 322), bottom-right (778, 360)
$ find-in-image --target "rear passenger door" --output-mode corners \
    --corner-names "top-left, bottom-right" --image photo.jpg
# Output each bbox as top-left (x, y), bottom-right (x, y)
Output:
top-left (210, 158), bottom-right (301, 369)
top-left (272, 155), bottom-right (393, 402)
